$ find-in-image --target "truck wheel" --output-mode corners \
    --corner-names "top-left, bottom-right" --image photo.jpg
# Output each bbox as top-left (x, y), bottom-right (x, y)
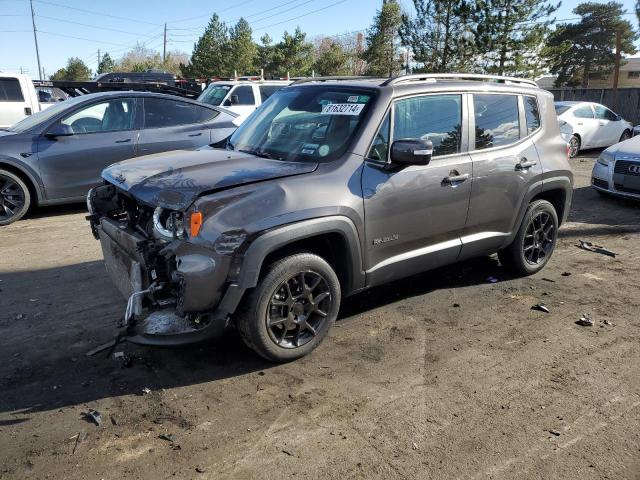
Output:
top-left (498, 199), bottom-right (558, 276)
top-left (236, 253), bottom-right (341, 362)
top-left (0, 169), bottom-right (30, 226)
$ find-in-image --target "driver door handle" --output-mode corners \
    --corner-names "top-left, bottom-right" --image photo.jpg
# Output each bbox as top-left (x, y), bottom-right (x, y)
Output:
top-left (516, 158), bottom-right (537, 170)
top-left (443, 173), bottom-right (469, 184)
top-left (188, 132), bottom-right (203, 137)
top-left (115, 138), bottom-right (131, 143)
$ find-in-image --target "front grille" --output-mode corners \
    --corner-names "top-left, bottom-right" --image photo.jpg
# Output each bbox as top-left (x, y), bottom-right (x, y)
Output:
top-left (614, 183), bottom-right (640, 194)
top-left (592, 177), bottom-right (608, 189)
top-left (614, 160), bottom-right (640, 176)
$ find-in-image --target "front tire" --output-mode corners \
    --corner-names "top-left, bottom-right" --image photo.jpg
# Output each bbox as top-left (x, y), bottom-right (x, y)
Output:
top-left (235, 253), bottom-right (341, 362)
top-left (498, 200), bottom-right (559, 276)
top-left (0, 169), bottom-right (31, 226)
top-left (568, 135), bottom-right (580, 158)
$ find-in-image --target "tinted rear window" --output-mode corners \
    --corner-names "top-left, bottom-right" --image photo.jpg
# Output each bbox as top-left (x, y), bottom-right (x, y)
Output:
top-left (554, 105), bottom-right (570, 115)
top-left (144, 98), bottom-right (218, 128)
top-left (524, 96), bottom-right (541, 134)
top-left (474, 94), bottom-right (520, 150)
top-left (0, 78), bottom-right (24, 102)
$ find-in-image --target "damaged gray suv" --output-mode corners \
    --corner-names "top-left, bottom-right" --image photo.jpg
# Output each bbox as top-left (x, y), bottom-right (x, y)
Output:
top-left (88, 74), bottom-right (573, 362)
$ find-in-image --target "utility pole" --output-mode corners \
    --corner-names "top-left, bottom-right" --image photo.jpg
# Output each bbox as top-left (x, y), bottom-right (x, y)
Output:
top-left (29, 0), bottom-right (43, 80)
top-left (97, 49), bottom-right (101, 67)
top-left (163, 23), bottom-right (167, 65)
top-left (612, 29), bottom-right (621, 111)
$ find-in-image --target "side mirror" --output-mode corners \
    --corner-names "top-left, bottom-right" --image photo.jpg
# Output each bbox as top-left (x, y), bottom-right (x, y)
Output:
top-left (390, 139), bottom-right (433, 166)
top-left (45, 123), bottom-right (74, 139)
top-left (230, 94), bottom-right (240, 105)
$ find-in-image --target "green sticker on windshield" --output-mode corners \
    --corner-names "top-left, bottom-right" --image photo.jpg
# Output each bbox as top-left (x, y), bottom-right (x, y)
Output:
top-left (358, 95), bottom-right (370, 103)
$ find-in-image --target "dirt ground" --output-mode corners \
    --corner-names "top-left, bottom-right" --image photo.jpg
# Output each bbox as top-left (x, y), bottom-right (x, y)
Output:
top-left (1, 152), bottom-right (639, 480)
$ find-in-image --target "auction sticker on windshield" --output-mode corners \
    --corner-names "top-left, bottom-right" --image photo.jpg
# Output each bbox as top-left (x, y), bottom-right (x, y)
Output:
top-left (322, 103), bottom-right (365, 115)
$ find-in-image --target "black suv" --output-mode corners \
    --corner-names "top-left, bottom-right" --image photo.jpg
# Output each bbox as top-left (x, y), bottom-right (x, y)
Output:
top-left (88, 74), bottom-right (573, 362)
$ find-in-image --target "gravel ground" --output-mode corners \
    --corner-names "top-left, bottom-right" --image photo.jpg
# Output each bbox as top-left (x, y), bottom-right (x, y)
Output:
top-left (1, 152), bottom-right (639, 480)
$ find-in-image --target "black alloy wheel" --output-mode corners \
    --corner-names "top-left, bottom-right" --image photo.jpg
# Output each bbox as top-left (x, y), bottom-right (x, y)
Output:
top-left (0, 170), bottom-right (30, 225)
top-left (523, 211), bottom-right (555, 265)
top-left (266, 271), bottom-right (332, 349)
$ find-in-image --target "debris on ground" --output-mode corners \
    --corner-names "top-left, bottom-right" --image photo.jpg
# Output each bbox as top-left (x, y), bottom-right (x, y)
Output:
top-left (195, 467), bottom-right (206, 473)
top-left (542, 278), bottom-right (556, 283)
top-left (159, 434), bottom-right (175, 443)
top-left (452, 303), bottom-right (461, 308)
top-left (549, 429), bottom-right (561, 436)
top-left (531, 304), bottom-right (550, 313)
top-left (576, 314), bottom-right (594, 327)
top-left (282, 449), bottom-right (294, 456)
top-left (603, 319), bottom-right (614, 326)
top-left (84, 410), bottom-right (102, 426)
top-left (85, 339), bottom-right (122, 357)
top-left (486, 276), bottom-right (499, 283)
top-left (577, 240), bottom-right (616, 258)
top-left (111, 351), bottom-right (131, 368)
top-left (71, 431), bottom-right (86, 454)
top-left (561, 272), bottom-right (571, 276)
top-left (142, 387), bottom-right (152, 395)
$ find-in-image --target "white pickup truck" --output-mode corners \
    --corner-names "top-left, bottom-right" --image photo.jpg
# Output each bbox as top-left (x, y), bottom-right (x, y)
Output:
top-left (0, 73), bottom-right (58, 128)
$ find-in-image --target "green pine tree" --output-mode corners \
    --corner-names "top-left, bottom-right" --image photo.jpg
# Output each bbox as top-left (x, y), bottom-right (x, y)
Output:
top-left (185, 13), bottom-right (230, 77)
top-left (96, 52), bottom-right (115, 75)
top-left (229, 18), bottom-right (257, 76)
top-left (256, 34), bottom-right (275, 77)
top-left (313, 38), bottom-right (350, 76)
top-left (50, 57), bottom-right (91, 81)
top-left (362, 0), bottom-right (403, 77)
top-left (271, 28), bottom-right (314, 77)
top-left (473, 0), bottom-right (559, 76)
top-left (544, 2), bottom-right (638, 87)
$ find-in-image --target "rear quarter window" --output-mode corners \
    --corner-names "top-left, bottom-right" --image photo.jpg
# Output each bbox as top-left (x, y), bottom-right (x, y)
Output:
top-left (524, 96), bottom-right (541, 134)
top-left (0, 78), bottom-right (25, 102)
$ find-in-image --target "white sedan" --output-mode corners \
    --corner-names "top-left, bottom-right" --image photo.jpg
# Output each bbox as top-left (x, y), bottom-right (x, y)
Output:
top-left (555, 101), bottom-right (632, 157)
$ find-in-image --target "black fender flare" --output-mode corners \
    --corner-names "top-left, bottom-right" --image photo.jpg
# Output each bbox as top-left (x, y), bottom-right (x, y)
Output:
top-left (237, 216), bottom-right (365, 294)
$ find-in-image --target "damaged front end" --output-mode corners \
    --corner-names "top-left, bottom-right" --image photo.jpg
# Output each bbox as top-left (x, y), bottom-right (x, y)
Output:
top-left (87, 184), bottom-right (240, 346)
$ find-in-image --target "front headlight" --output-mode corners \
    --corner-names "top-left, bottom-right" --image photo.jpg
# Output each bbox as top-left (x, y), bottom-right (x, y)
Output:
top-left (597, 151), bottom-right (614, 166)
top-left (153, 207), bottom-right (185, 239)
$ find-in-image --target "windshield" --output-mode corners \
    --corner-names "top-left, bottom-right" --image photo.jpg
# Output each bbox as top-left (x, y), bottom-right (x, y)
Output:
top-left (228, 86), bottom-right (376, 162)
top-left (554, 104), bottom-right (571, 116)
top-left (9, 96), bottom-right (82, 132)
top-left (198, 84), bottom-right (232, 106)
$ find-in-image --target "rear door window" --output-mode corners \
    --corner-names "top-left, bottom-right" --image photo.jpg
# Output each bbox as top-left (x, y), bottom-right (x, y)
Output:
top-left (524, 96), bottom-right (541, 135)
top-left (393, 94), bottom-right (462, 156)
top-left (0, 78), bottom-right (24, 102)
top-left (594, 105), bottom-right (618, 121)
top-left (232, 86), bottom-right (255, 105)
top-left (573, 106), bottom-right (594, 119)
top-left (473, 94), bottom-right (520, 150)
top-left (259, 85), bottom-right (283, 102)
top-left (144, 98), bottom-right (218, 128)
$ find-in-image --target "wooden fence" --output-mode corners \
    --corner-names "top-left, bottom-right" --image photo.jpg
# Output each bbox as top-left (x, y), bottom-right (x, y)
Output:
top-left (548, 88), bottom-right (640, 125)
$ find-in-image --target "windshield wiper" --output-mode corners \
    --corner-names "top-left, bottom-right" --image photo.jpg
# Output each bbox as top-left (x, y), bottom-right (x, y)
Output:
top-left (238, 148), bottom-right (281, 161)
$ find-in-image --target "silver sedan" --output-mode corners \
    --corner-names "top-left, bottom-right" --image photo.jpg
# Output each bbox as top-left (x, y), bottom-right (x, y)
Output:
top-left (592, 135), bottom-right (640, 200)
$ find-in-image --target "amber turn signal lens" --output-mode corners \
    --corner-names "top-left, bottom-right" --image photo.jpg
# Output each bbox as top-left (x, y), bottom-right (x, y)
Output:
top-left (190, 211), bottom-right (203, 237)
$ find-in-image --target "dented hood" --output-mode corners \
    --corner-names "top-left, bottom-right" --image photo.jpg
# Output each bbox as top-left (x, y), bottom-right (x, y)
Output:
top-left (102, 147), bottom-right (318, 210)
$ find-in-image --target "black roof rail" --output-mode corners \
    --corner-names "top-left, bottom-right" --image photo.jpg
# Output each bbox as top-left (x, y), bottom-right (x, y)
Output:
top-left (291, 76), bottom-right (381, 85)
top-left (381, 73), bottom-right (537, 87)
top-left (32, 80), bottom-right (200, 98)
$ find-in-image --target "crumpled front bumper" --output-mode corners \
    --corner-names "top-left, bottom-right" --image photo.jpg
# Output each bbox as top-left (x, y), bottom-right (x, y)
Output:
top-left (97, 218), bottom-right (244, 345)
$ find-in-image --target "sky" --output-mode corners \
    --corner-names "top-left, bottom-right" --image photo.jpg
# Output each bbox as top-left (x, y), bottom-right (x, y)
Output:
top-left (0, 0), bottom-right (638, 79)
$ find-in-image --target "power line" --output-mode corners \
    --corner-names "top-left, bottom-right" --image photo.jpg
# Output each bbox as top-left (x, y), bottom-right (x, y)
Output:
top-left (38, 30), bottom-right (136, 47)
top-left (35, 14), bottom-right (158, 36)
top-left (168, 0), bottom-right (255, 25)
top-left (32, 0), bottom-right (163, 27)
top-left (253, 0), bottom-right (348, 32)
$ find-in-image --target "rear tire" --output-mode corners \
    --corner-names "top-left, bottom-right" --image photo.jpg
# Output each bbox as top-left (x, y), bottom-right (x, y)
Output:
top-left (498, 200), bottom-right (559, 276)
top-left (568, 135), bottom-right (580, 158)
top-left (619, 129), bottom-right (632, 142)
top-left (235, 253), bottom-right (341, 362)
top-left (0, 169), bottom-right (31, 226)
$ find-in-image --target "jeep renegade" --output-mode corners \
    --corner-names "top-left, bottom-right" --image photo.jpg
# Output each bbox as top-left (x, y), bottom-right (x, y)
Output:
top-left (88, 74), bottom-right (573, 362)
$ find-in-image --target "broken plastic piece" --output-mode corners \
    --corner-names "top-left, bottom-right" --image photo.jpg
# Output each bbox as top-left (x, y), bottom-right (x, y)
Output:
top-left (576, 240), bottom-right (616, 258)
top-left (531, 304), bottom-right (550, 313)
top-left (85, 409), bottom-right (102, 426)
top-left (576, 314), bottom-right (594, 327)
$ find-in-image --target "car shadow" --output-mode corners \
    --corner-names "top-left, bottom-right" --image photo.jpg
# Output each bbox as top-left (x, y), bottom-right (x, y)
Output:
top-left (0, 255), bottom-right (508, 418)
top-left (23, 201), bottom-right (87, 220)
